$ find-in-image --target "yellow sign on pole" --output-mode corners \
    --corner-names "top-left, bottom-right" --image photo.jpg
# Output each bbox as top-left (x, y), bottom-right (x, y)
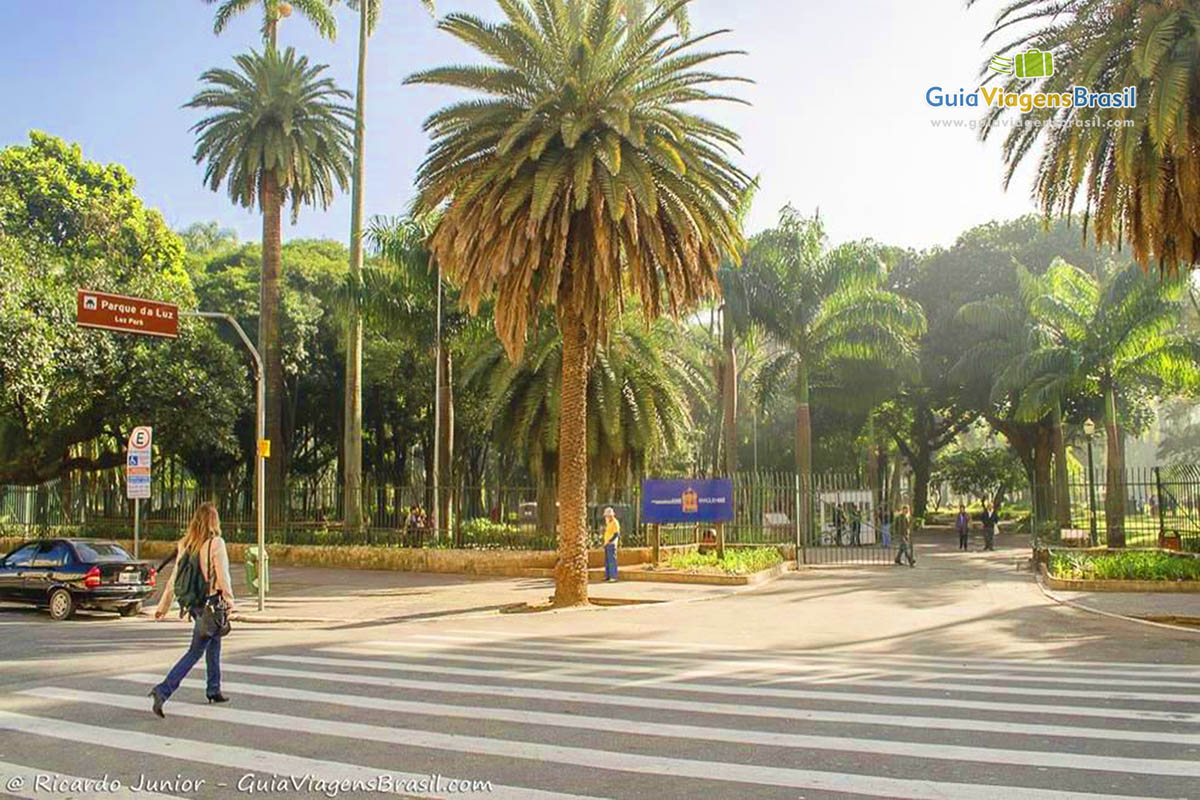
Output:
top-left (258, 439), bottom-right (271, 459)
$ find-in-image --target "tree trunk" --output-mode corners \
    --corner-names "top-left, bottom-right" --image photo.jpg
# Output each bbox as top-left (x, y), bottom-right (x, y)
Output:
top-left (1104, 384), bottom-right (1126, 548)
top-left (342, 0), bottom-right (368, 534)
top-left (554, 314), bottom-right (591, 607)
top-left (1033, 428), bottom-right (1053, 522)
top-left (721, 305), bottom-right (738, 475)
top-left (1051, 403), bottom-right (1071, 527)
top-left (911, 457), bottom-right (931, 521)
top-left (537, 471), bottom-right (558, 538)
top-left (437, 346), bottom-right (455, 542)
top-left (260, 170), bottom-right (285, 526)
top-left (794, 362), bottom-right (812, 541)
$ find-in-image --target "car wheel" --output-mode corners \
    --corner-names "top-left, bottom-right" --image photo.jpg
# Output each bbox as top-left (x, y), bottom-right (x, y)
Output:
top-left (48, 588), bottom-right (75, 621)
top-left (119, 602), bottom-right (141, 618)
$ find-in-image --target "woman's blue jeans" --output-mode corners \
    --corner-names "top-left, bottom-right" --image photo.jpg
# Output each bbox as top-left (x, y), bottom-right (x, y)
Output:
top-left (604, 543), bottom-right (618, 580)
top-left (155, 612), bottom-right (221, 700)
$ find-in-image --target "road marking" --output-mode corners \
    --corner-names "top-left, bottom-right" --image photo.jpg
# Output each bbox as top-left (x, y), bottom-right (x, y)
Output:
top-left (0, 708), bottom-right (591, 800)
top-left (365, 639), bottom-right (1200, 689)
top-left (0, 759), bottom-right (184, 800)
top-left (221, 661), bottom-right (1200, 734)
top-left (112, 673), bottom-right (1200, 777)
top-left (398, 634), bottom-right (1200, 682)
top-left (16, 687), bottom-right (1160, 800)
top-left (432, 631), bottom-right (1200, 674)
top-left (308, 648), bottom-right (1200, 706)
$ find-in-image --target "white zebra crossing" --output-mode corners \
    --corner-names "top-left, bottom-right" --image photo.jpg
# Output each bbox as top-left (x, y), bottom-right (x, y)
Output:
top-left (212, 659), bottom-right (1200, 745)
top-left (0, 709), bottom-right (595, 800)
top-left (258, 652), bottom-right (1200, 723)
top-left (3, 634), bottom-right (1198, 800)
top-left (361, 638), bottom-right (1200, 690)
top-left (106, 672), bottom-right (1200, 777)
top-left (11, 687), bottom-right (1163, 800)
top-left (382, 634), bottom-right (1200, 685)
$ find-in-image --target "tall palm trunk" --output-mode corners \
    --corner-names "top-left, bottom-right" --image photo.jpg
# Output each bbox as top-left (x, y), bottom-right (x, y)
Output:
top-left (342, 0), bottom-right (368, 533)
top-left (261, 169), bottom-right (285, 524)
top-left (1103, 382), bottom-right (1126, 548)
top-left (1051, 403), bottom-right (1071, 527)
top-left (721, 305), bottom-right (738, 475)
top-left (437, 346), bottom-right (454, 540)
top-left (795, 361), bottom-right (812, 541)
top-left (554, 313), bottom-right (590, 606)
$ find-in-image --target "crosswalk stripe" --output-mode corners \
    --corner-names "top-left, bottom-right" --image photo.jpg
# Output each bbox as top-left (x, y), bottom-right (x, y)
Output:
top-left (219, 662), bottom-right (1200, 739)
top-left (432, 631), bottom-right (1200, 674)
top-left (0, 759), bottom-right (184, 800)
top-left (366, 639), bottom-right (1200, 690)
top-left (17, 687), bottom-right (1159, 800)
top-left (398, 635), bottom-right (1200, 683)
top-left (112, 672), bottom-right (1200, 777)
top-left (0, 708), bottom-right (591, 800)
top-left (300, 649), bottom-right (1200, 710)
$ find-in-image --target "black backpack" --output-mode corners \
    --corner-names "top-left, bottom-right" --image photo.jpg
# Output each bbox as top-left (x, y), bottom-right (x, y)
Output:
top-left (173, 546), bottom-right (211, 614)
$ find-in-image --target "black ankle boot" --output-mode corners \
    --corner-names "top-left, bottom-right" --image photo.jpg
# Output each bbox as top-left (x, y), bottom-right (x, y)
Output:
top-left (148, 689), bottom-right (166, 718)
top-left (207, 693), bottom-right (230, 704)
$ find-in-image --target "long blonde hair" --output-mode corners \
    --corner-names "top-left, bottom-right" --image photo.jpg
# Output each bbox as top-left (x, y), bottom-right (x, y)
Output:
top-left (182, 502), bottom-right (221, 554)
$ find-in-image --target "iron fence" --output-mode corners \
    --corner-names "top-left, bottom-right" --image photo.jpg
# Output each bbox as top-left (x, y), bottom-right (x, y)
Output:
top-left (2, 470), bottom-right (907, 561)
top-left (1036, 465), bottom-right (1200, 552)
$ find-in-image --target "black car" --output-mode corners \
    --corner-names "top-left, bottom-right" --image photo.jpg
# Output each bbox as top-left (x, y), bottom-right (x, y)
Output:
top-left (0, 539), bottom-right (156, 620)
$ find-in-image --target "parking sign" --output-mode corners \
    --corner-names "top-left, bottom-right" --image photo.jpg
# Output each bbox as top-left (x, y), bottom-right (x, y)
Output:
top-left (126, 426), bottom-right (152, 499)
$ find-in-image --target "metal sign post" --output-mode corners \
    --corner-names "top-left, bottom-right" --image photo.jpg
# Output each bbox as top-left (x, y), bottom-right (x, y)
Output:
top-left (184, 312), bottom-right (267, 612)
top-left (126, 426), bottom-right (153, 558)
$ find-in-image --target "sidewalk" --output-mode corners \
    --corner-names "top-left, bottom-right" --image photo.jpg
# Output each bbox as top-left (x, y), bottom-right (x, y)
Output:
top-left (1038, 582), bottom-right (1200, 628)
top-left (189, 563), bottom-right (747, 627)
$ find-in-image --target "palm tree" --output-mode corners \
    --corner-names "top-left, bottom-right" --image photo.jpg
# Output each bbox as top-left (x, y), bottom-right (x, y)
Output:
top-left (465, 315), bottom-right (699, 534)
top-left (205, 0), bottom-right (337, 46)
top-left (410, 0), bottom-right (750, 606)
top-left (973, 1), bottom-right (1200, 272)
top-left (1021, 261), bottom-right (1200, 546)
top-left (187, 47), bottom-right (354, 517)
top-left (745, 208), bottom-right (925, 479)
top-left (340, 0), bottom-right (435, 533)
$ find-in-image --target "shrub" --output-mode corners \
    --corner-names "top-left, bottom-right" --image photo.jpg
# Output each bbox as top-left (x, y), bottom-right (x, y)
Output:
top-left (665, 546), bottom-right (783, 575)
top-left (1049, 550), bottom-right (1200, 582)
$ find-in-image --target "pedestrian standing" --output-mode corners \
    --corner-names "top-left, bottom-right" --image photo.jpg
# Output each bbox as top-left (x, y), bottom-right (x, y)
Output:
top-left (955, 503), bottom-right (970, 551)
top-left (980, 501), bottom-right (1000, 551)
top-left (601, 506), bottom-right (621, 582)
top-left (849, 503), bottom-right (862, 546)
top-left (879, 507), bottom-right (892, 548)
top-left (150, 502), bottom-right (234, 717)
top-left (893, 504), bottom-right (915, 567)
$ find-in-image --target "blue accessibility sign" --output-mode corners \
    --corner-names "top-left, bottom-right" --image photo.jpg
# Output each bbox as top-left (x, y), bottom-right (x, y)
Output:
top-left (641, 478), bottom-right (735, 524)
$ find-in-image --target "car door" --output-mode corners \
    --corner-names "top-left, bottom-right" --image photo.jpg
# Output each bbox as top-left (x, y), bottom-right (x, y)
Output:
top-left (0, 543), bottom-right (39, 601)
top-left (27, 542), bottom-right (72, 599)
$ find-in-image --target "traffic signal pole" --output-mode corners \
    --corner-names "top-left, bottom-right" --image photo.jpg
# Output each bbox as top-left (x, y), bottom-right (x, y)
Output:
top-left (184, 311), bottom-right (266, 612)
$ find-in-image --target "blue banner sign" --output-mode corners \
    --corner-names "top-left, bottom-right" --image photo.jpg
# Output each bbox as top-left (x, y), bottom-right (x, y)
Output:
top-left (641, 479), bottom-right (734, 524)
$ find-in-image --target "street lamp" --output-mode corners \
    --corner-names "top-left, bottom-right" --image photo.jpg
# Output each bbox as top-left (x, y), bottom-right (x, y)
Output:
top-left (1083, 418), bottom-right (1098, 546)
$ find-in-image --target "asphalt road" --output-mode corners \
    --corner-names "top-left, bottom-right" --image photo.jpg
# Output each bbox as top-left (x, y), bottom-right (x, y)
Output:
top-left (1, 537), bottom-right (1198, 800)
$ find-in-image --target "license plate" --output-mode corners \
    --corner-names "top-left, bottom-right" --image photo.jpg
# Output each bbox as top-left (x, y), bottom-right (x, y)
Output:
top-left (118, 572), bottom-right (140, 584)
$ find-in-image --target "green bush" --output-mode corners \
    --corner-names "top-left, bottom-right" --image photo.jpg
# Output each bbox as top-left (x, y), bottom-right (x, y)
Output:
top-left (1050, 550), bottom-right (1200, 582)
top-left (665, 546), bottom-right (783, 575)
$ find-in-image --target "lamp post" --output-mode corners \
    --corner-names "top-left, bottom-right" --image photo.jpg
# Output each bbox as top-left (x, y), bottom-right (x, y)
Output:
top-left (1084, 418), bottom-right (1098, 546)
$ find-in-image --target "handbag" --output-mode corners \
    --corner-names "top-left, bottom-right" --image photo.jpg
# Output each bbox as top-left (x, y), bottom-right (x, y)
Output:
top-left (196, 539), bottom-right (232, 638)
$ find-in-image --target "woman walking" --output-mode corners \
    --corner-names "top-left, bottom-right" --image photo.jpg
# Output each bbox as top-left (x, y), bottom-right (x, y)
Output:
top-left (149, 502), bottom-right (234, 717)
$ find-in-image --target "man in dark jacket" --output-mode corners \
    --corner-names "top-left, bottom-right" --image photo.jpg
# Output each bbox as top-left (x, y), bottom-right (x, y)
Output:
top-left (893, 505), bottom-right (915, 567)
top-left (955, 503), bottom-right (970, 551)
top-left (980, 501), bottom-right (1000, 551)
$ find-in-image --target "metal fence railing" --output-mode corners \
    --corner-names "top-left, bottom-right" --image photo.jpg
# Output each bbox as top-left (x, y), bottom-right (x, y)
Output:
top-left (2, 470), bottom-right (909, 560)
top-left (1035, 465), bottom-right (1200, 552)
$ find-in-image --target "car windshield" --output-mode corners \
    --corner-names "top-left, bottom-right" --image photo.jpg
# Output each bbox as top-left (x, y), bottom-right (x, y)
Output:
top-left (73, 542), bottom-right (132, 563)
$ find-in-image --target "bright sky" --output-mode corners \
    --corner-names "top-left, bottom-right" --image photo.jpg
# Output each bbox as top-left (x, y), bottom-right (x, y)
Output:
top-left (0, 0), bottom-right (1038, 250)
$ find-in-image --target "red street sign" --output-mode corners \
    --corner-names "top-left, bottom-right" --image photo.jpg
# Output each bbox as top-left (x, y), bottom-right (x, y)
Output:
top-left (77, 289), bottom-right (179, 338)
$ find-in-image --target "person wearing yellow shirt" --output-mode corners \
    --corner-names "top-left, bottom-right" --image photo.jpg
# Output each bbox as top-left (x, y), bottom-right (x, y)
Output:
top-left (601, 507), bottom-right (620, 582)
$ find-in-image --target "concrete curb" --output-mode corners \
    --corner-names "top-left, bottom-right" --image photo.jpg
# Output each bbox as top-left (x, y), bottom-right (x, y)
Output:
top-left (1032, 567), bottom-right (1200, 636)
